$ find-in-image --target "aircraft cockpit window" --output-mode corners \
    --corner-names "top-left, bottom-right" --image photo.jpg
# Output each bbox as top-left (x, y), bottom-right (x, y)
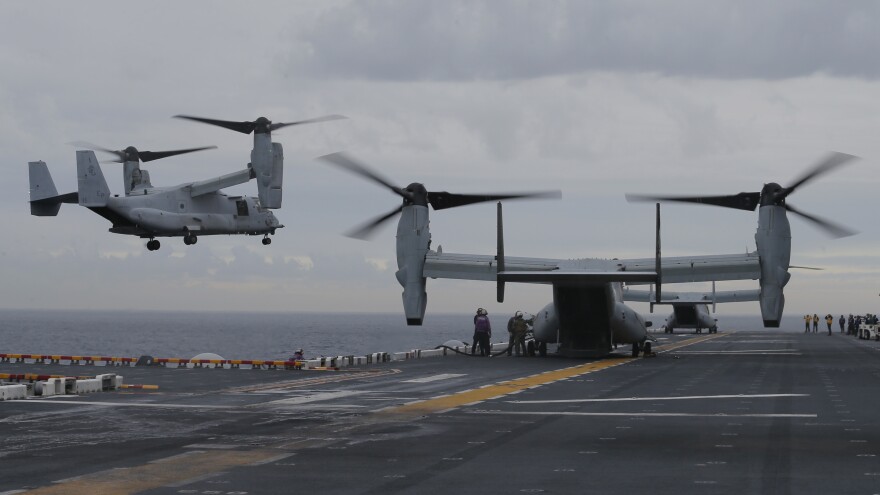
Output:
top-left (236, 200), bottom-right (249, 216)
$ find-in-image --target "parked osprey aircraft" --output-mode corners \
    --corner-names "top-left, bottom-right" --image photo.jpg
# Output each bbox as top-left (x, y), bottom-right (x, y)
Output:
top-left (323, 152), bottom-right (856, 358)
top-left (624, 283), bottom-right (761, 334)
top-left (28, 115), bottom-right (344, 251)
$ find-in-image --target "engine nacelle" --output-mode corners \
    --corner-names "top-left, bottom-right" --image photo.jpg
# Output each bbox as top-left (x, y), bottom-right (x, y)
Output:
top-left (755, 205), bottom-right (791, 327)
top-left (251, 136), bottom-right (283, 209)
top-left (396, 205), bottom-right (430, 325)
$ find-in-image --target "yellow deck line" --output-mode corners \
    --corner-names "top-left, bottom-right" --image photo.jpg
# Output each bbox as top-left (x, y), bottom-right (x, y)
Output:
top-left (390, 358), bottom-right (629, 414)
top-left (20, 449), bottom-right (282, 495)
top-left (18, 333), bottom-right (728, 494)
top-left (653, 331), bottom-right (729, 353)
top-left (388, 333), bottom-right (726, 415)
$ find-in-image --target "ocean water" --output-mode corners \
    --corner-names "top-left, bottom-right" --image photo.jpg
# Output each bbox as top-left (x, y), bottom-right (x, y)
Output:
top-left (0, 309), bottom-right (478, 361)
top-left (0, 309), bottom-right (812, 361)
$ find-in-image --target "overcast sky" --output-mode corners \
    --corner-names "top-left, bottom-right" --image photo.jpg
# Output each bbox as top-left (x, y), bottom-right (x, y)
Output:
top-left (1, 1), bottom-right (878, 321)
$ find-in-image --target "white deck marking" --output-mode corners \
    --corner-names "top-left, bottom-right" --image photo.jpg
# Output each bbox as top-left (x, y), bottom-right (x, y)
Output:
top-left (673, 350), bottom-right (800, 355)
top-left (403, 373), bottom-right (466, 383)
top-left (15, 400), bottom-right (231, 409)
top-left (475, 411), bottom-right (817, 418)
top-left (265, 390), bottom-right (364, 405)
top-left (675, 349), bottom-right (798, 353)
top-left (704, 340), bottom-right (795, 344)
top-left (249, 453), bottom-right (296, 466)
top-left (508, 393), bottom-right (808, 404)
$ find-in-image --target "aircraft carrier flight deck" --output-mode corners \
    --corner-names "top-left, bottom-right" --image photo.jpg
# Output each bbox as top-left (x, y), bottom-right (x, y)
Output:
top-left (2, 327), bottom-right (880, 495)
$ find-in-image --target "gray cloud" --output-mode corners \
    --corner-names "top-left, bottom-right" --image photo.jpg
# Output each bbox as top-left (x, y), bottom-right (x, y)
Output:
top-left (1, 1), bottom-right (878, 318)
top-left (284, 0), bottom-right (880, 81)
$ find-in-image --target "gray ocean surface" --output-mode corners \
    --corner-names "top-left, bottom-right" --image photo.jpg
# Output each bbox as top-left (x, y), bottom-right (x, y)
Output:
top-left (0, 309), bottom-right (807, 360)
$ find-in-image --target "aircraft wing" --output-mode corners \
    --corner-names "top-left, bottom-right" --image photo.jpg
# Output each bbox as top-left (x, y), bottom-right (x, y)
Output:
top-left (423, 252), bottom-right (559, 282)
top-left (616, 252), bottom-right (761, 284)
top-left (188, 169), bottom-right (254, 197)
top-left (423, 250), bottom-right (759, 285)
top-left (423, 252), bottom-right (656, 285)
top-left (623, 287), bottom-right (761, 304)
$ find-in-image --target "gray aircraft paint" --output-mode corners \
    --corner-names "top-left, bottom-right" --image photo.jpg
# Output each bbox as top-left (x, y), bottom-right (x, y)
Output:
top-left (395, 204), bottom-right (430, 325)
top-left (28, 150), bottom-right (282, 249)
top-left (754, 204), bottom-right (791, 327)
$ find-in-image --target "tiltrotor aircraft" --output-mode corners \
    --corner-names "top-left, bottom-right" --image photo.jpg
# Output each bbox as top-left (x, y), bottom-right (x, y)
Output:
top-left (323, 151), bottom-right (856, 358)
top-left (28, 115), bottom-right (344, 251)
top-left (624, 283), bottom-right (760, 334)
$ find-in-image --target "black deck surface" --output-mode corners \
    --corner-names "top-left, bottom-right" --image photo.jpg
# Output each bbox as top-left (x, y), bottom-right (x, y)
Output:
top-left (2, 327), bottom-right (879, 494)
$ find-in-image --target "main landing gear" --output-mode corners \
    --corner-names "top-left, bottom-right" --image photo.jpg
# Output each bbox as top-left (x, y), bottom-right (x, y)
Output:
top-left (631, 341), bottom-right (653, 358)
top-left (146, 239), bottom-right (161, 251)
top-left (262, 234), bottom-right (272, 245)
top-left (183, 234), bottom-right (198, 246)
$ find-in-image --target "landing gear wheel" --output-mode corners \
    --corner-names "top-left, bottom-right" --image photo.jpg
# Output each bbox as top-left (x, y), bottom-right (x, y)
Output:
top-left (696, 328), bottom-right (702, 334)
top-left (631, 343), bottom-right (640, 358)
top-left (643, 341), bottom-right (652, 356)
top-left (538, 341), bottom-right (547, 357)
top-left (262, 235), bottom-right (272, 245)
top-left (710, 326), bottom-right (717, 334)
top-left (183, 235), bottom-right (197, 246)
top-left (147, 239), bottom-right (160, 251)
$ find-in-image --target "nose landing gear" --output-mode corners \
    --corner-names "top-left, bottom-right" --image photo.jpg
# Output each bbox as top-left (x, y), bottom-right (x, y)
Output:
top-left (146, 239), bottom-right (161, 251)
top-left (183, 234), bottom-right (198, 246)
top-left (262, 234), bottom-right (272, 246)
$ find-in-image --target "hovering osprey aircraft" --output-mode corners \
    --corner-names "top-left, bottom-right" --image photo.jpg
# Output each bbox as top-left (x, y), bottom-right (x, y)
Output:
top-left (28, 115), bottom-right (344, 251)
top-left (322, 152), bottom-right (856, 358)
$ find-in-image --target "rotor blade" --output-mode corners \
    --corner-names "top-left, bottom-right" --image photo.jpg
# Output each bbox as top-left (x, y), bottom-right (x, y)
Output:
top-left (785, 203), bottom-right (857, 238)
top-left (345, 205), bottom-right (404, 240)
top-left (268, 114), bottom-right (348, 131)
top-left (427, 190), bottom-right (562, 211)
top-left (174, 115), bottom-right (257, 134)
top-left (782, 151), bottom-right (859, 198)
top-left (789, 265), bottom-right (823, 271)
top-left (69, 141), bottom-right (126, 162)
top-left (319, 152), bottom-right (411, 200)
top-left (139, 146), bottom-right (218, 163)
top-left (625, 192), bottom-right (761, 212)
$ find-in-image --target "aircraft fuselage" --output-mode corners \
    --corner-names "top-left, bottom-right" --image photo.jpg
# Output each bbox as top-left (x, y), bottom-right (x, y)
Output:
top-left (97, 187), bottom-right (281, 238)
top-left (665, 303), bottom-right (716, 332)
top-left (532, 282), bottom-right (650, 358)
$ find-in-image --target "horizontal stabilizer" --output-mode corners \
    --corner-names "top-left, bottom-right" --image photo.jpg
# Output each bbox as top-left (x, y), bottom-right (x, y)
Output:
top-left (499, 270), bottom-right (657, 285)
top-left (624, 288), bottom-right (761, 304)
top-left (29, 192), bottom-right (78, 216)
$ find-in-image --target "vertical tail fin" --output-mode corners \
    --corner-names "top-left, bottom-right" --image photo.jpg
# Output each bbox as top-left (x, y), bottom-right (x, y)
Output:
top-left (29, 161), bottom-right (59, 201)
top-left (29, 161), bottom-right (77, 216)
top-left (654, 203), bottom-right (662, 307)
top-left (496, 201), bottom-right (505, 303)
top-left (76, 150), bottom-right (110, 206)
